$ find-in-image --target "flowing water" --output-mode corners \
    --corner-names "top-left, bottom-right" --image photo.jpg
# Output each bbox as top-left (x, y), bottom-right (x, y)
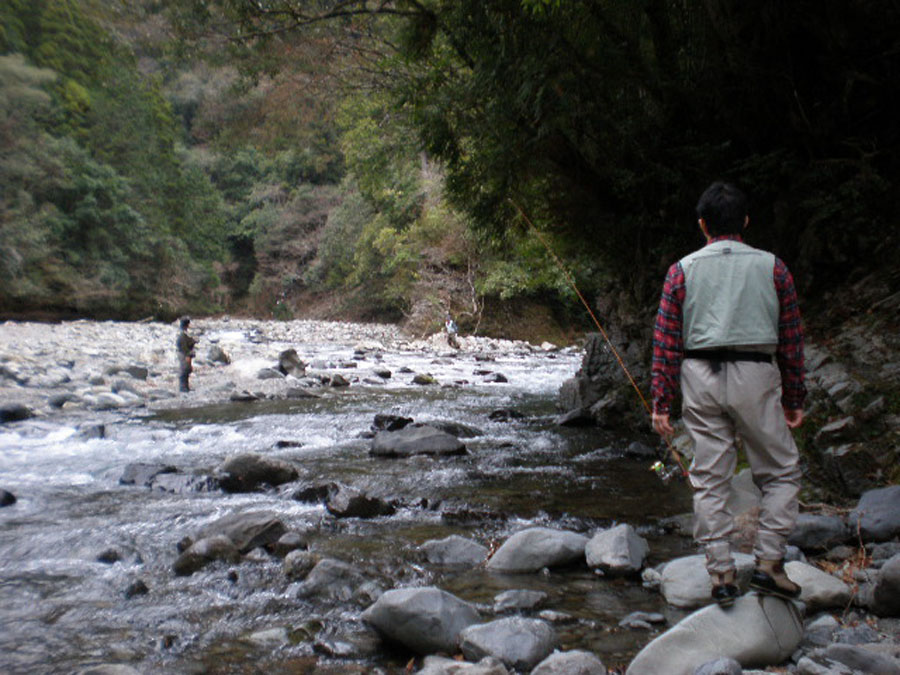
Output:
top-left (0, 331), bottom-right (694, 674)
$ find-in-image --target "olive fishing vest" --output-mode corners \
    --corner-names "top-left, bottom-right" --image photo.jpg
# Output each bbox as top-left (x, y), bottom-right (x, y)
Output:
top-left (681, 239), bottom-right (778, 350)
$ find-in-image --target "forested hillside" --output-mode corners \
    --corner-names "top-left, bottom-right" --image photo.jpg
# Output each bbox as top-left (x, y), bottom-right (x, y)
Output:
top-left (2, 0), bottom-right (898, 339)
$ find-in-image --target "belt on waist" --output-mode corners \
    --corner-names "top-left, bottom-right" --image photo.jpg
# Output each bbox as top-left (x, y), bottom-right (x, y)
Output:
top-left (684, 349), bottom-right (772, 373)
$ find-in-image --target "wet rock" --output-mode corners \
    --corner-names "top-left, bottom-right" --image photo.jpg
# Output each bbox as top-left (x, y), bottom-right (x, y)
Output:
top-left (660, 553), bottom-right (755, 609)
top-left (487, 409), bottom-right (524, 422)
top-left (373, 368), bottom-right (392, 379)
top-left (492, 590), bottom-right (547, 613)
top-left (531, 649), bottom-right (606, 675)
top-left (618, 611), bottom-right (665, 630)
top-left (218, 453), bottom-right (298, 492)
top-left (372, 413), bottom-right (413, 431)
top-left (785, 561), bottom-right (852, 611)
top-left (325, 484), bottom-right (395, 518)
top-left (370, 424), bottom-right (467, 458)
top-left (296, 558), bottom-right (379, 604)
top-left (284, 550), bottom-right (318, 580)
top-left (247, 627), bottom-right (290, 647)
top-left (290, 482), bottom-right (336, 503)
top-left (230, 390), bottom-right (260, 402)
top-left (486, 527), bottom-right (588, 574)
top-left (105, 365), bottom-right (148, 380)
top-left (257, 367), bottom-right (285, 380)
top-left (413, 373), bottom-right (438, 385)
top-left (79, 423), bottom-right (106, 439)
top-left (849, 485), bottom-right (900, 541)
top-left (417, 656), bottom-right (508, 675)
top-left (362, 586), bottom-right (481, 655)
top-left (285, 387), bottom-right (319, 399)
top-left (150, 473), bottom-right (220, 493)
top-left (278, 348), bottom-right (306, 377)
top-left (459, 617), bottom-right (557, 671)
top-left (97, 548), bottom-right (121, 564)
top-left (789, 513), bottom-right (849, 551)
top-left (270, 531), bottom-right (307, 557)
top-left (585, 524), bottom-right (649, 576)
top-left (93, 393), bottom-right (127, 410)
top-left (1, 489), bottom-right (16, 506)
top-left (173, 535), bottom-right (241, 576)
top-left (123, 579), bottom-right (149, 599)
top-left (625, 594), bottom-right (803, 675)
top-left (48, 392), bottom-right (77, 408)
top-left (119, 463), bottom-right (178, 487)
top-left (429, 420), bottom-right (484, 438)
top-left (0, 403), bottom-right (34, 423)
top-left (871, 553), bottom-right (900, 616)
top-left (422, 535), bottom-right (489, 567)
top-left (693, 657), bottom-right (742, 675)
top-left (554, 408), bottom-right (594, 427)
top-left (329, 373), bottom-right (351, 387)
top-left (483, 373), bottom-right (508, 383)
top-left (195, 511), bottom-right (286, 553)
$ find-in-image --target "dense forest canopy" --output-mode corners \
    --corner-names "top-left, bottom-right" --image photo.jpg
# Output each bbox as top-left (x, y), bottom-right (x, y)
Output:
top-left (2, 0), bottom-right (898, 333)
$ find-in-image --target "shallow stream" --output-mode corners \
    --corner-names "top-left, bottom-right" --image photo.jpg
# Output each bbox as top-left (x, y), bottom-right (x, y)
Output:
top-left (0, 325), bottom-right (694, 673)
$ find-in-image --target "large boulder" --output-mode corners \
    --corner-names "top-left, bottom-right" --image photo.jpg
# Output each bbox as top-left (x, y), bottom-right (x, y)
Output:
top-left (278, 348), bottom-right (306, 377)
top-left (459, 617), bottom-right (557, 671)
top-left (370, 424), bottom-right (467, 458)
top-left (217, 453), bottom-right (298, 492)
top-left (784, 561), bottom-right (852, 611)
top-left (195, 511), bottom-right (286, 553)
top-left (625, 594), bottom-right (803, 675)
top-left (871, 552), bottom-right (900, 617)
top-left (486, 528), bottom-right (588, 574)
top-left (660, 553), bottom-right (755, 609)
top-left (849, 485), bottom-right (900, 541)
top-left (422, 535), bottom-right (489, 567)
top-left (362, 586), bottom-right (481, 655)
top-left (584, 524), bottom-right (649, 575)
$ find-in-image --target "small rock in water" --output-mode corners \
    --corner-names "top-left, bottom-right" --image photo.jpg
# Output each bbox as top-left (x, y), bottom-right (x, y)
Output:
top-left (96, 548), bottom-right (121, 564)
top-left (0, 403), bottom-right (34, 423)
top-left (124, 579), bottom-right (149, 599)
top-left (0, 489), bottom-right (16, 507)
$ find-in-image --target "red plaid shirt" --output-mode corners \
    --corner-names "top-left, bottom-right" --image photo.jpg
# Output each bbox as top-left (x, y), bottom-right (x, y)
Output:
top-left (651, 235), bottom-right (806, 415)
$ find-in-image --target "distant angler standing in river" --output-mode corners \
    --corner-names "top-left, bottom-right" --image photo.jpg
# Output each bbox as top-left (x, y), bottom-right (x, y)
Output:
top-left (176, 316), bottom-right (198, 393)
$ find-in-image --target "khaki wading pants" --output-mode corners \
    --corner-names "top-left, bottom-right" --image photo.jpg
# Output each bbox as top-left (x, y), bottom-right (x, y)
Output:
top-left (681, 357), bottom-right (801, 575)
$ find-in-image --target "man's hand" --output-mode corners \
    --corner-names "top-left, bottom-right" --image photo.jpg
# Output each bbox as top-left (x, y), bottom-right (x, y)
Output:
top-left (652, 412), bottom-right (674, 438)
top-left (784, 408), bottom-right (804, 428)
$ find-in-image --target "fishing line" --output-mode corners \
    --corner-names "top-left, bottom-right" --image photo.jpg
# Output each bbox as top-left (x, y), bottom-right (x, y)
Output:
top-left (509, 198), bottom-right (689, 479)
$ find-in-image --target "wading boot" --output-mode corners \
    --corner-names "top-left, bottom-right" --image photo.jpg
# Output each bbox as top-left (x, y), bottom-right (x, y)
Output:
top-left (711, 569), bottom-right (740, 608)
top-left (749, 558), bottom-right (801, 600)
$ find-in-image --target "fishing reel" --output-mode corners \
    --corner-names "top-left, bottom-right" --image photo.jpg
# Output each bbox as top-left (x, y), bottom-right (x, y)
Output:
top-left (650, 460), bottom-right (683, 484)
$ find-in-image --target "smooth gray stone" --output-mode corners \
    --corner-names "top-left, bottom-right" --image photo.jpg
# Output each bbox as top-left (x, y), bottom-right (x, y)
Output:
top-left (493, 590), bottom-right (547, 613)
top-left (459, 617), bottom-right (557, 671)
top-left (295, 558), bottom-right (377, 604)
top-left (789, 513), bottom-right (849, 551)
top-left (370, 424), bottom-right (467, 458)
top-left (218, 453), bottom-right (298, 492)
top-left (486, 527), bottom-right (588, 574)
top-left (422, 535), bottom-right (489, 567)
top-left (872, 553), bottom-right (900, 616)
top-left (823, 643), bottom-right (900, 674)
top-left (786, 561), bottom-right (851, 611)
top-left (416, 656), bottom-right (509, 675)
top-left (625, 594), bottom-right (803, 675)
top-left (362, 586), bottom-right (481, 655)
top-left (694, 657), bottom-right (742, 675)
top-left (530, 649), bottom-right (606, 675)
top-left (660, 553), bottom-right (755, 609)
top-left (849, 486), bottom-right (900, 541)
top-left (195, 510), bottom-right (286, 553)
top-left (584, 524), bottom-right (649, 575)
top-left (173, 535), bottom-right (240, 576)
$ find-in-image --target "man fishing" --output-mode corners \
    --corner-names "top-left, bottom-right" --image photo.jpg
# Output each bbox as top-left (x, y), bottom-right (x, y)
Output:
top-left (176, 316), bottom-right (197, 393)
top-left (650, 181), bottom-right (806, 607)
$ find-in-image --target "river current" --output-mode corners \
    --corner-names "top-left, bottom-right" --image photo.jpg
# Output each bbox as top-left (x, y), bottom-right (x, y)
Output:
top-left (0, 320), bottom-right (693, 673)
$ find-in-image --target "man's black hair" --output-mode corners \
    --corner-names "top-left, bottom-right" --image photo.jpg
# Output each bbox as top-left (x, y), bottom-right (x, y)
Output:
top-left (696, 182), bottom-right (748, 236)
top-left (179, 316), bottom-right (191, 329)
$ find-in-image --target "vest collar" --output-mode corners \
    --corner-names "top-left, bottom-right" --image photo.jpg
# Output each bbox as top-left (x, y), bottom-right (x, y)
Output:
top-left (706, 234), bottom-right (744, 246)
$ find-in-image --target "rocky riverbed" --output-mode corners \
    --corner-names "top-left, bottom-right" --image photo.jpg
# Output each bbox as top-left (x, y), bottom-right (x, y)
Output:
top-left (1, 318), bottom-right (899, 675)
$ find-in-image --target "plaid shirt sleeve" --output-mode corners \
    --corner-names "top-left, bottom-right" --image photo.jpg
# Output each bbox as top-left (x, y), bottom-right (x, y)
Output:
top-left (774, 257), bottom-right (806, 409)
top-left (651, 262), bottom-right (685, 415)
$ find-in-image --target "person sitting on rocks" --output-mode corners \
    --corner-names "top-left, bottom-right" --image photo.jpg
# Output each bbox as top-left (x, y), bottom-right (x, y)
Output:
top-left (176, 316), bottom-right (197, 393)
top-left (650, 182), bottom-right (807, 607)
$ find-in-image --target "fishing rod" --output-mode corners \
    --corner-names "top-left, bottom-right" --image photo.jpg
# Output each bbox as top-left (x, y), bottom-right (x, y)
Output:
top-left (508, 198), bottom-right (689, 481)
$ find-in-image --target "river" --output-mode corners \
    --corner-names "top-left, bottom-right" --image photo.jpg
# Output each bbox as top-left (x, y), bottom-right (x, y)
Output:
top-left (0, 319), bottom-right (693, 673)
